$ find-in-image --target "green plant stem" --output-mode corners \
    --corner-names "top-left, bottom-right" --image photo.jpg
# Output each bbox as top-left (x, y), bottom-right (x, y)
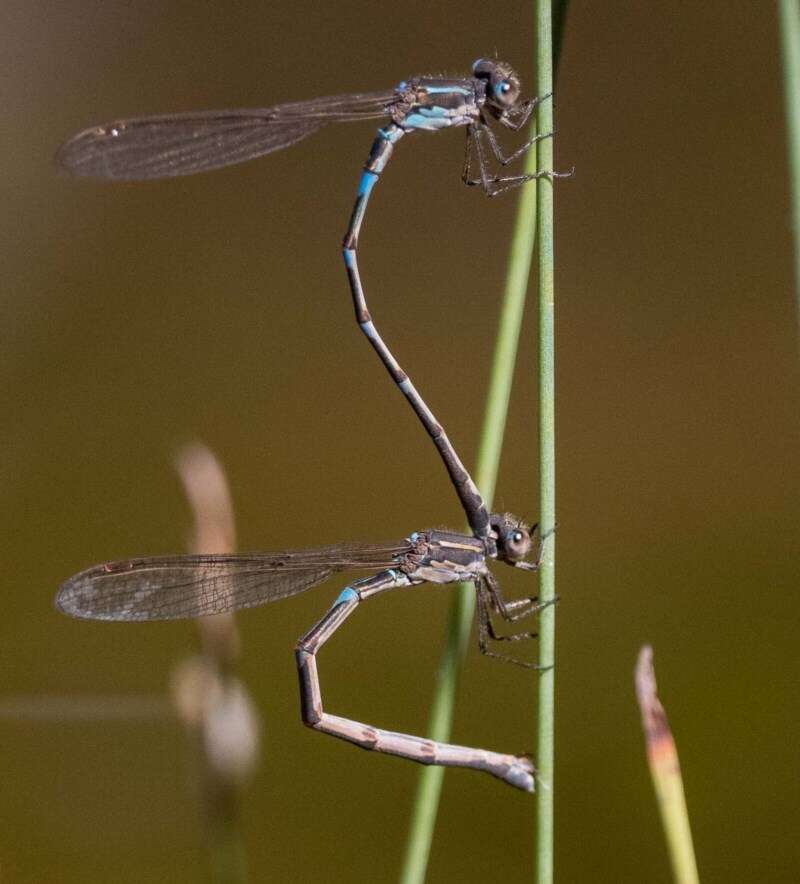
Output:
top-left (400, 72), bottom-right (549, 884)
top-left (399, 8), bottom-right (566, 878)
top-left (398, 173), bottom-right (539, 883)
top-left (779, 0), bottom-right (800, 326)
top-left (535, 2), bottom-right (556, 883)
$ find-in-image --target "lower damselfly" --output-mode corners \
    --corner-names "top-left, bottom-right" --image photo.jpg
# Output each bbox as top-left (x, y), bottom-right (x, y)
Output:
top-left (56, 512), bottom-right (549, 790)
top-left (57, 58), bottom-right (565, 541)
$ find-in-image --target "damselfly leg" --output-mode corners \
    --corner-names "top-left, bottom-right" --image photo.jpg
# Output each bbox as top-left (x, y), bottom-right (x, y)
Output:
top-left (476, 584), bottom-right (558, 670)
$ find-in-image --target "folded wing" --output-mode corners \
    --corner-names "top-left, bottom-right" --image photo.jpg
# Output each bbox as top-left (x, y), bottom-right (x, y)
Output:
top-left (57, 90), bottom-right (397, 181)
top-left (56, 540), bottom-right (408, 621)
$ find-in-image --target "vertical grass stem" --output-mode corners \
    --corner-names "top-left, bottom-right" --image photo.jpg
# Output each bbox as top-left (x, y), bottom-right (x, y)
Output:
top-left (778, 0), bottom-right (800, 327)
top-left (534, 2), bottom-right (556, 882)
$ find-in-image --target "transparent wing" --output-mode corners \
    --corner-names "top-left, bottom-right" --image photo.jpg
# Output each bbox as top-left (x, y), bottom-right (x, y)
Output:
top-left (55, 540), bottom-right (410, 622)
top-left (56, 90), bottom-right (398, 181)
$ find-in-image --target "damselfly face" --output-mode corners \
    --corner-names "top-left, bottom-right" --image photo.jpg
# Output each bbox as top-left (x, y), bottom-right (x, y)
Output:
top-left (472, 58), bottom-right (522, 116)
top-left (489, 512), bottom-right (534, 564)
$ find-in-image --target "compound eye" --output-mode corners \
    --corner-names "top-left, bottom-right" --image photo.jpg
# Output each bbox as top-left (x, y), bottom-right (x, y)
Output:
top-left (503, 527), bottom-right (530, 561)
top-left (493, 77), bottom-right (520, 106)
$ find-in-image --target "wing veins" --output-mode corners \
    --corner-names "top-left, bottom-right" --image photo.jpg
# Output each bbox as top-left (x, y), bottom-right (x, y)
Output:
top-left (57, 90), bottom-right (398, 180)
top-left (56, 540), bottom-right (410, 621)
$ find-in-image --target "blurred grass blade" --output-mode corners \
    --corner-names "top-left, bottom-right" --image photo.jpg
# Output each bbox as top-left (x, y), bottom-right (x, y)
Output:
top-left (176, 442), bottom-right (242, 664)
top-left (174, 442), bottom-right (258, 884)
top-left (399, 5), bottom-right (568, 881)
top-left (635, 646), bottom-right (700, 884)
top-left (779, 0), bottom-right (800, 326)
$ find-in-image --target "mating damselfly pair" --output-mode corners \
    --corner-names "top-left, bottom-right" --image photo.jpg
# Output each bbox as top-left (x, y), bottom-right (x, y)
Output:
top-left (56, 58), bottom-right (559, 791)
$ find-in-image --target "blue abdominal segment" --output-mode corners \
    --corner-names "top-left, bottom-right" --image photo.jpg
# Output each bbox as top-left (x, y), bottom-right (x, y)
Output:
top-left (335, 587), bottom-right (359, 605)
top-left (357, 170), bottom-right (378, 197)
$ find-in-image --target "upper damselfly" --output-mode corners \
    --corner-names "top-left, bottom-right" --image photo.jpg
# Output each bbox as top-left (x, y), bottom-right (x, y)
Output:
top-left (58, 59), bottom-right (563, 539)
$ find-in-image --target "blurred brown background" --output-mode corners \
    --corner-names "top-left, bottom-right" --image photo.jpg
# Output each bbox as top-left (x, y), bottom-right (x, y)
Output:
top-left (2, 2), bottom-right (798, 881)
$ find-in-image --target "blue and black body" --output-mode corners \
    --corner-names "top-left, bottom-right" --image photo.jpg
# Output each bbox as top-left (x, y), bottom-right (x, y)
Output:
top-left (55, 61), bottom-right (563, 788)
top-left (57, 59), bottom-right (562, 540)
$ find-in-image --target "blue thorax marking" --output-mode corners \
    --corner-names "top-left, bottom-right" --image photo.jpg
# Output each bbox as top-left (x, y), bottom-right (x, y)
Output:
top-left (423, 86), bottom-right (471, 96)
top-left (408, 532), bottom-right (419, 543)
top-left (402, 110), bottom-right (453, 131)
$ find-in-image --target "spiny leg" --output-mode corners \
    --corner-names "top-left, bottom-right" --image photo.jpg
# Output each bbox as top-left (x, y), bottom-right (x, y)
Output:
top-left (482, 125), bottom-right (553, 166)
top-left (295, 569), bottom-right (535, 791)
top-left (465, 125), bottom-right (572, 197)
top-left (484, 596), bottom-right (559, 637)
top-left (484, 569), bottom-right (555, 623)
top-left (462, 126), bottom-right (475, 186)
top-left (460, 120), bottom-right (546, 184)
top-left (495, 596), bottom-right (559, 624)
top-left (476, 579), bottom-right (556, 670)
top-left (476, 583), bottom-right (544, 670)
top-left (483, 573), bottom-right (542, 637)
top-left (463, 124), bottom-right (545, 195)
top-left (461, 122), bottom-right (546, 186)
top-left (342, 124), bottom-right (489, 540)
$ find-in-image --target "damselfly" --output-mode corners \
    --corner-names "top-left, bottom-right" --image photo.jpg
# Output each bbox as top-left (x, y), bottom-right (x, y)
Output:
top-left (57, 59), bottom-right (564, 542)
top-left (56, 512), bottom-right (548, 790)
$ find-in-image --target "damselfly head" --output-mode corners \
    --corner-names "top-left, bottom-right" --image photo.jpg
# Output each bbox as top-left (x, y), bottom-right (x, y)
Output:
top-left (489, 512), bottom-right (533, 564)
top-left (472, 59), bottom-right (521, 114)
